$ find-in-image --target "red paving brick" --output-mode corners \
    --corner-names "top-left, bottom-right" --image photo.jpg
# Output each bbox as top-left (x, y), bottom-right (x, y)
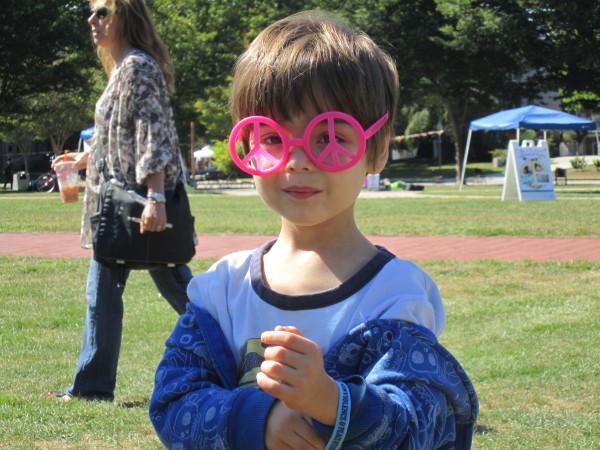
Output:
top-left (1, 232), bottom-right (599, 261)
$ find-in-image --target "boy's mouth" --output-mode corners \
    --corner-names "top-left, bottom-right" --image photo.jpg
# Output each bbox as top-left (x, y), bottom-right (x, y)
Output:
top-left (283, 185), bottom-right (321, 199)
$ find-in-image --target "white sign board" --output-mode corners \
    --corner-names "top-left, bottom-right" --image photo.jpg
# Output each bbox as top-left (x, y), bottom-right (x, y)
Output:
top-left (502, 140), bottom-right (556, 201)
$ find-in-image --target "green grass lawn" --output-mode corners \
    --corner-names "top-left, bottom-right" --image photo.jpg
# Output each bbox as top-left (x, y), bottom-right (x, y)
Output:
top-left (1, 182), bottom-right (600, 237)
top-left (1, 180), bottom-right (599, 449)
top-left (381, 159), bottom-right (600, 182)
top-left (0, 257), bottom-right (598, 449)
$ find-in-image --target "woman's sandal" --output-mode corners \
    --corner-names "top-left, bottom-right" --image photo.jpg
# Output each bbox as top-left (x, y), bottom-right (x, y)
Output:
top-left (47, 390), bottom-right (73, 403)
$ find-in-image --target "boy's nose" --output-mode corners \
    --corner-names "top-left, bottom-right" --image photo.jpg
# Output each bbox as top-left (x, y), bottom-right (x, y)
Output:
top-left (286, 139), bottom-right (313, 172)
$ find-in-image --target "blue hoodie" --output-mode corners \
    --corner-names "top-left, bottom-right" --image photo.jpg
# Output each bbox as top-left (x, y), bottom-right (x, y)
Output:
top-left (150, 303), bottom-right (478, 449)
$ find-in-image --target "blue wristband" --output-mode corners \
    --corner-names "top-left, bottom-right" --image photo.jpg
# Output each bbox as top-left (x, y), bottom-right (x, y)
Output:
top-left (324, 381), bottom-right (351, 450)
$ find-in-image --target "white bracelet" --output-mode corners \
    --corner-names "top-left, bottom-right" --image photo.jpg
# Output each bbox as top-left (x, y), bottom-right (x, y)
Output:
top-left (324, 381), bottom-right (351, 450)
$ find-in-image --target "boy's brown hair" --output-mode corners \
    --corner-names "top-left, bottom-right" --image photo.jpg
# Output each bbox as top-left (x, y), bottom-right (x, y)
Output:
top-left (230, 10), bottom-right (399, 167)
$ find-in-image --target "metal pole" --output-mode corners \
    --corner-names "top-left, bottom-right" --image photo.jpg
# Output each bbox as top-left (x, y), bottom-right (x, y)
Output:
top-left (190, 122), bottom-right (195, 179)
top-left (459, 129), bottom-right (472, 191)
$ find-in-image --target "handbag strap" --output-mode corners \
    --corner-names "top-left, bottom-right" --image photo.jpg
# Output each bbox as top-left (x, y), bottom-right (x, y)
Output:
top-left (96, 141), bottom-right (111, 184)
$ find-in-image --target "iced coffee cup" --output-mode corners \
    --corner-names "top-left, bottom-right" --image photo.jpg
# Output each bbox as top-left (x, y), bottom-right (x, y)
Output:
top-left (54, 161), bottom-right (80, 203)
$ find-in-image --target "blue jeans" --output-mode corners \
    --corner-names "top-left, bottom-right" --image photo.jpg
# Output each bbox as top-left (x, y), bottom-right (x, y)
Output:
top-left (67, 258), bottom-right (192, 400)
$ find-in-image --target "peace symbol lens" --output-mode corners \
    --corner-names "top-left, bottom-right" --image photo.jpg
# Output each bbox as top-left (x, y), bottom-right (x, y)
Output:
top-left (229, 111), bottom-right (389, 176)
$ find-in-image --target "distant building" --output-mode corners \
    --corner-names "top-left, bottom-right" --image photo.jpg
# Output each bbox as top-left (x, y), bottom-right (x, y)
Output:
top-left (0, 139), bottom-right (53, 173)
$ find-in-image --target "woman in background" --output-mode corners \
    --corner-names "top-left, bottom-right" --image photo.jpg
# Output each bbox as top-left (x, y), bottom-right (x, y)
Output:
top-left (49, 0), bottom-right (192, 402)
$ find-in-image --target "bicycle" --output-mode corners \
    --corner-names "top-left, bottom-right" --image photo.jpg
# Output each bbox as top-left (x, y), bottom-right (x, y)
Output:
top-left (35, 171), bottom-right (57, 193)
top-left (35, 154), bottom-right (58, 193)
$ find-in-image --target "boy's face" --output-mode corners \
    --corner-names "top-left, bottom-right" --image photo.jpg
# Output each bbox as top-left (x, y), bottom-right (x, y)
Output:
top-left (253, 111), bottom-right (388, 229)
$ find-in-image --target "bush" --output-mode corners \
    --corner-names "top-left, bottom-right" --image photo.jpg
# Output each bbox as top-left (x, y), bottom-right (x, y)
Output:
top-left (489, 149), bottom-right (507, 167)
top-left (593, 159), bottom-right (600, 171)
top-left (212, 139), bottom-right (239, 176)
top-left (570, 156), bottom-right (587, 170)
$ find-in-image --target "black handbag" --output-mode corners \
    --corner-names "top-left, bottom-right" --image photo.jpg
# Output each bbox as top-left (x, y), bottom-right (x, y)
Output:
top-left (91, 181), bottom-right (196, 269)
top-left (90, 141), bottom-right (196, 270)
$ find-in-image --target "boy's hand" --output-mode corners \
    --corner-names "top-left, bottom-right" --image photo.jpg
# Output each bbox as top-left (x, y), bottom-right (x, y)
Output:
top-left (265, 400), bottom-right (326, 450)
top-left (257, 326), bottom-right (339, 425)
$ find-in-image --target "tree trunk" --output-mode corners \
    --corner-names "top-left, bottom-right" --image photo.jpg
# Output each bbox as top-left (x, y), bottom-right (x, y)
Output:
top-left (17, 144), bottom-right (30, 175)
top-left (444, 100), bottom-right (467, 185)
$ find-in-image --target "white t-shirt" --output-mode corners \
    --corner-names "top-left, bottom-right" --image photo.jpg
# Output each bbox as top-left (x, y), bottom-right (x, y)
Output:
top-left (187, 241), bottom-right (446, 367)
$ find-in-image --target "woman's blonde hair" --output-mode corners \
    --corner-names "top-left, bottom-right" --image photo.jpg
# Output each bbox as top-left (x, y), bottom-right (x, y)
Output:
top-left (90, 0), bottom-right (175, 93)
top-left (230, 10), bottom-right (399, 166)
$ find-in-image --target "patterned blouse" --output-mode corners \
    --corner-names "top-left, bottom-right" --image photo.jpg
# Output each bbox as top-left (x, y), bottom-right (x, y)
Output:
top-left (81, 50), bottom-right (183, 248)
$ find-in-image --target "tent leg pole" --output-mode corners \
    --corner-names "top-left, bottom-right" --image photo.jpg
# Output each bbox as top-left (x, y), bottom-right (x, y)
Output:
top-left (459, 130), bottom-right (472, 191)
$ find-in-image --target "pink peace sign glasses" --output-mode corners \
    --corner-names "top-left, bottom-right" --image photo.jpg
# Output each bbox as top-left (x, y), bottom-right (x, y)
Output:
top-left (229, 111), bottom-right (389, 176)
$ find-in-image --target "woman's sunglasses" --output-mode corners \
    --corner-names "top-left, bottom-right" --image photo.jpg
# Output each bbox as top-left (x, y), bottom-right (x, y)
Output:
top-left (91, 7), bottom-right (110, 20)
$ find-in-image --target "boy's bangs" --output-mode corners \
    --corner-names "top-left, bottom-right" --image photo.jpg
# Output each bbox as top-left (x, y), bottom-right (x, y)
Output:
top-left (262, 57), bottom-right (357, 123)
top-left (278, 79), bottom-right (344, 123)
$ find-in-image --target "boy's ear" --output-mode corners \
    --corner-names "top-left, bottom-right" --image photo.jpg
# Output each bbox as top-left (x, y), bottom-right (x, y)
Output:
top-left (368, 139), bottom-right (390, 174)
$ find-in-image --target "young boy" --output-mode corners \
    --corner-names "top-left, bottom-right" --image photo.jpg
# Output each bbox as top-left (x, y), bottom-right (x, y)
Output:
top-left (150, 10), bottom-right (478, 449)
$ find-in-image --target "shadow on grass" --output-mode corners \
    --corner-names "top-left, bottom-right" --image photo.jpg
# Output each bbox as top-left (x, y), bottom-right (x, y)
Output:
top-left (474, 423), bottom-right (496, 435)
top-left (558, 189), bottom-right (600, 195)
top-left (118, 398), bottom-right (149, 409)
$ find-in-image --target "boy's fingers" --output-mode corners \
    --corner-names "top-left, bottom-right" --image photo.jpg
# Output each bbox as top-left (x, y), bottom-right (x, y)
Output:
top-left (262, 329), bottom-right (295, 344)
top-left (261, 330), bottom-right (310, 355)
top-left (274, 325), bottom-right (303, 336)
top-left (267, 326), bottom-right (304, 346)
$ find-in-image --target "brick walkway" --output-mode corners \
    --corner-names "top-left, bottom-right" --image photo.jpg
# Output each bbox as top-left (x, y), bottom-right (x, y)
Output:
top-left (1, 232), bottom-right (599, 261)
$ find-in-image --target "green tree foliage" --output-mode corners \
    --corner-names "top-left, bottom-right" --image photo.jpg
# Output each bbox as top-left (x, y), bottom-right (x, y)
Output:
top-left (404, 108), bottom-right (432, 153)
top-left (2, 0), bottom-right (599, 179)
top-left (194, 84), bottom-right (232, 141)
top-left (1, 116), bottom-right (36, 174)
top-left (150, 0), bottom-right (311, 145)
top-left (0, 0), bottom-right (99, 163)
top-left (150, 0), bottom-right (249, 140)
top-left (527, 0), bottom-right (600, 112)
top-left (0, 0), bottom-right (94, 117)
top-left (317, 0), bottom-right (551, 181)
top-left (211, 138), bottom-right (239, 175)
top-left (562, 91), bottom-right (600, 117)
top-left (30, 91), bottom-right (93, 155)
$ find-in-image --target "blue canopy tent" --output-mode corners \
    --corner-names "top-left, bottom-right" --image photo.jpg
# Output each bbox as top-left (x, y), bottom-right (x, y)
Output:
top-left (78, 127), bottom-right (95, 153)
top-left (80, 127), bottom-right (95, 139)
top-left (459, 105), bottom-right (599, 188)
